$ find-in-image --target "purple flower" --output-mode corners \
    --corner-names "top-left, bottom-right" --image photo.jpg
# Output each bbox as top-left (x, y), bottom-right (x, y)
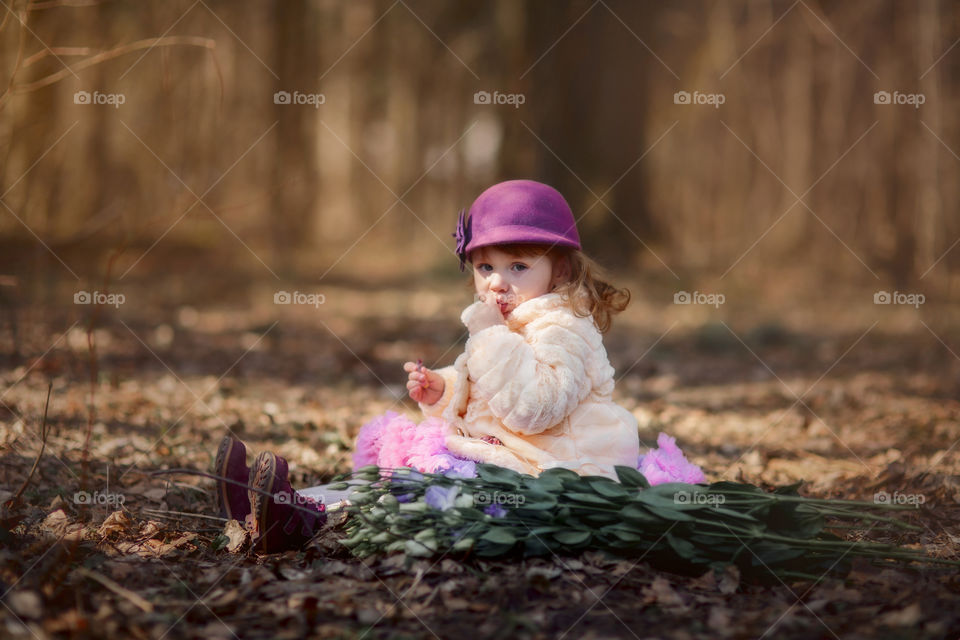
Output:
top-left (441, 459), bottom-right (477, 479)
top-left (452, 209), bottom-right (470, 272)
top-left (425, 485), bottom-right (459, 511)
top-left (638, 433), bottom-right (706, 485)
top-left (483, 503), bottom-right (507, 518)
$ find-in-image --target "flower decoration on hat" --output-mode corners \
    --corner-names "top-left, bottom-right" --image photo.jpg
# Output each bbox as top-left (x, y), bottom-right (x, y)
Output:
top-left (452, 208), bottom-right (470, 272)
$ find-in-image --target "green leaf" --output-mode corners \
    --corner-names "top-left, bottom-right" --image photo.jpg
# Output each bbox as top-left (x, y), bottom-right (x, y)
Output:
top-left (553, 530), bottom-right (592, 545)
top-left (750, 541), bottom-right (806, 564)
top-left (603, 525), bottom-right (646, 543)
top-left (666, 533), bottom-right (699, 560)
top-left (703, 506), bottom-right (762, 523)
top-left (527, 525), bottom-right (566, 535)
top-left (614, 465), bottom-right (651, 489)
top-left (475, 541), bottom-right (515, 557)
top-left (210, 534), bottom-right (229, 551)
top-left (518, 489), bottom-right (558, 510)
top-left (477, 464), bottom-right (524, 488)
top-left (538, 467), bottom-right (582, 485)
top-left (480, 527), bottom-right (517, 545)
top-left (773, 481), bottom-right (804, 496)
top-left (638, 503), bottom-right (697, 522)
top-left (587, 478), bottom-right (631, 500)
top-left (523, 536), bottom-right (553, 556)
top-left (619, 504), bottom-right (661, 524)
top-left (563, 492), bottom-right (615, 506)
top-left (529, 472), bottom-right (565, 493)
top-left (707, 481), bottom-right (765, 494)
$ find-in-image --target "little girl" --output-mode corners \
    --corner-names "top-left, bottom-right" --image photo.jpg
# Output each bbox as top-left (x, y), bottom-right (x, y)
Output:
top-left (214, 179), bottom-right (704, 553)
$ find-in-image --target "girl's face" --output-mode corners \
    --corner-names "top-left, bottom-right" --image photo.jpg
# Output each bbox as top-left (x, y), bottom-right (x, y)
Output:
top-left (471, 246), bottom-right (568, 316)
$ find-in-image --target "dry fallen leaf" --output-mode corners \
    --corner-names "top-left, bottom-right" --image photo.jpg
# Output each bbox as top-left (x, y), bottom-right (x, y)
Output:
top-left (42, 509), bottom-right (85, 541)
top-left (707, 606), bottom-right (733, 634)
top-left (879, 602), bottom-right (924, 627)
top-left (97, 510), bottom-right (132, 538)
top-left (642, 576), bottom-right (689, 611)
top-left (7, 590), bottom-right (43, 619)
top-left (139, 520), bottom-right (163, 538)
top-left (115, 532), bottom-right (197, 558)
top-left (222, 519), bottom-right (248, 553)
top-left (718, 564), bottom-right (740, 595)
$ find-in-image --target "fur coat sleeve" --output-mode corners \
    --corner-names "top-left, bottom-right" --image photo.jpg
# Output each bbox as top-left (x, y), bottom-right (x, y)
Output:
top-left (459, 298), bottom-right (599, 435)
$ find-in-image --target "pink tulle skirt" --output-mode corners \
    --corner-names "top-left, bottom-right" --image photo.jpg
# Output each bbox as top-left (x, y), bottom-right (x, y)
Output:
top-left (352, 411), bottom-right (705, 485)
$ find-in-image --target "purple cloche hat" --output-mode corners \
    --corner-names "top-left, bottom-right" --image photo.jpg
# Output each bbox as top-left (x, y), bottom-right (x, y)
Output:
top-left (452, 179), bottom-right (581, 271)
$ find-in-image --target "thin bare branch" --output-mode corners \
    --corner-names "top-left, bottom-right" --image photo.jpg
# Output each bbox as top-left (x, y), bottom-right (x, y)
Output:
top-left (74, 568), bottom-right (155, 613)
top-left (9, 382), bottom-right (53, 505)
top-left (11, 36), bottom-right (216, 94)
top-left (22, 46), bottom-right (97, 66)
top-left (29, 0), bottom-right (105, 9)
top-left (0, 4), bottom-right (29, 112)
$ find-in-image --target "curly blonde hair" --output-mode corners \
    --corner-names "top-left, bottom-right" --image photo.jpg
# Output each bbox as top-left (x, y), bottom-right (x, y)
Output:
top-left (466, 243), bottom-right (630, 333)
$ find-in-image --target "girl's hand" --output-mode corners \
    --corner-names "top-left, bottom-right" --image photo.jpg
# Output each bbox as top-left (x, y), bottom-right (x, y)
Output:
top-left (403, 360), bottom-right (444, 405)
top-left (466, 293), bottom-right (506, 333)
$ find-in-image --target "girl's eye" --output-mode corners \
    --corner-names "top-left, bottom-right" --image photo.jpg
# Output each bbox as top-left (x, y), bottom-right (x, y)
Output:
top-left (476, 263), bottom-right (492, 272)
top-left (511, 263), bottom-right (528, 272)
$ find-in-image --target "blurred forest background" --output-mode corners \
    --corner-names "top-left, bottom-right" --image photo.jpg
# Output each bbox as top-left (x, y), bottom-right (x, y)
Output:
top-left (3, 2), bottom-right (960, 638)
top-left (1, 0), bottom-right (957, 292)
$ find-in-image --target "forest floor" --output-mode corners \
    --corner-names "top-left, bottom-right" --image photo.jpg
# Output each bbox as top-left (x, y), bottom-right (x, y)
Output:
top-left (1, 269), bottom-right (959, 639)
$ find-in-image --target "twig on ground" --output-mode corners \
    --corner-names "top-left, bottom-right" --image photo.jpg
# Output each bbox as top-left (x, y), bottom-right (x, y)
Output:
top-left (9, 381), bottom-right (53, 505)
top-left (140, 508), bottom-right (228, 524)
top-left (74, 567), bottom-right (154, 613)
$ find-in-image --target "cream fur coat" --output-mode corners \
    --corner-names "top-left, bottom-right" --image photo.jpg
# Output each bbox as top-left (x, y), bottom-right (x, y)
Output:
top-left (419, 292), bottom-right (640, 480)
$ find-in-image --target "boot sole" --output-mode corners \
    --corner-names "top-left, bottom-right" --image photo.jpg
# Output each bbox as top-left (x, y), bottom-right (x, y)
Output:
top-left (249, 451), bottom-right (278, 553)
top-left (215, 435), bottom-right (240, 520)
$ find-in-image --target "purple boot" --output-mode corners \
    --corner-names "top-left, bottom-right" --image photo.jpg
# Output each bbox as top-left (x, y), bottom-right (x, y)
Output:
top-left (246, 451), bottom-right (326, 553)
top-left (215, 434), bottom-right (251, 521)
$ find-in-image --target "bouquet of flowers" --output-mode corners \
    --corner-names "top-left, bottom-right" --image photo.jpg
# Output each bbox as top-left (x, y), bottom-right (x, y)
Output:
top-left (332, 463), bottom-right (953, 581)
